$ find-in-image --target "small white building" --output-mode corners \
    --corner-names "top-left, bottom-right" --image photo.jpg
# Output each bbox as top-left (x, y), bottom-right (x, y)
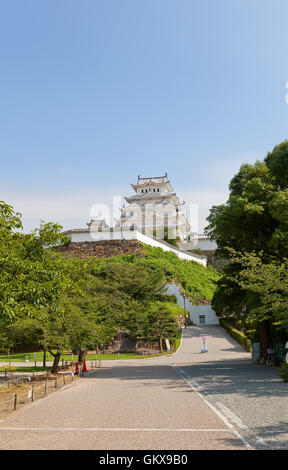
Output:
top-left (196, 234), bottom-right (217, 251)
top-left (165, 284), bottom-right (219, 326)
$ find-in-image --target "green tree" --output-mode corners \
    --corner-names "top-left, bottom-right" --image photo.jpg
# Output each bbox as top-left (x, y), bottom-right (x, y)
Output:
top-left (145, 303), bottom-right (179, 352)
top-left (205, 141), bottom-right (288, 361)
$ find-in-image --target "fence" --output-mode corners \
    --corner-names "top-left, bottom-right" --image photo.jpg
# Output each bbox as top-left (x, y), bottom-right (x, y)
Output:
top-left (0, 372), bottom-right (78, 413)
top-left (0, 360), bottom-right (103, 414)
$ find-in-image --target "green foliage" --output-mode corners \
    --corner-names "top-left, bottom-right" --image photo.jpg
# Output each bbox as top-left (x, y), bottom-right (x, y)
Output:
top-left (279, 362), bottom-right (288, 382)
top-left (226, 251), bottom-right (288, 330)
top-left (0, 200), bottom-right (218, 370)
top-left (139, 245), bottom-right (219, 302)
top-left (144, 301), bottom-right (180, 351)
top-left (220, 319), bottom-right (252, 352)
top-left (152, 226), bottom-right (180, 247)
top-left (245, 329), bottom-right (259, 343)
top-left (174, 328), bottom-right (183, 351)
top-left (206, 140), bottom-right (288, 359)
top-left (84, 245), bottom-right (219, 303)
top-left (265, 140), bottom-right (288, 190)
top-left (0, 203), bottom-right (75, 322)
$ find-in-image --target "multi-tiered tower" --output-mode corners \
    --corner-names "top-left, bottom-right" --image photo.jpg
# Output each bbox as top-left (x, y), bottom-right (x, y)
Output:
top-left (114, 173), bottom-right (190, 241)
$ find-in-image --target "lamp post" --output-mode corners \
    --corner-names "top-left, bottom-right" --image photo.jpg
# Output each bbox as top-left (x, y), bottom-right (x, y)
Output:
top-left (183, 294), bottom-right (187, 328)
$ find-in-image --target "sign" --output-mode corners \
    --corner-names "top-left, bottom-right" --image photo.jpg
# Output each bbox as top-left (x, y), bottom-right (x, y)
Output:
top-left (201, 336), bottom-right (208, 353)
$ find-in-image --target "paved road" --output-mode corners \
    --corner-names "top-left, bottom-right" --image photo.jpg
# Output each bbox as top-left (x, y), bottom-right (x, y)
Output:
top-left (0, 326), bottom-right (286, 450)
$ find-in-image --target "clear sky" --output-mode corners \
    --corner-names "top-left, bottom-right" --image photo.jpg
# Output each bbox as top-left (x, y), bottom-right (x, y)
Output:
top-left (1, 0), bottom-right (288, 232)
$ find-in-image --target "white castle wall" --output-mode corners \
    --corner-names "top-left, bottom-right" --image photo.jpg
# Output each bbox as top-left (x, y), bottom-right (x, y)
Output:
top-left (165, 284), bottom-right (219, 325)
top-left (135, 231), bottom-right (207, 266)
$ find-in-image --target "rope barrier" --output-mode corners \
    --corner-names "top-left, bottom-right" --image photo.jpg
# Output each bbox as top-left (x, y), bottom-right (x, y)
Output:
top-left (0, 396), bottom-right (15, 405)
top-left (0, 370), bottom-right (79, 409)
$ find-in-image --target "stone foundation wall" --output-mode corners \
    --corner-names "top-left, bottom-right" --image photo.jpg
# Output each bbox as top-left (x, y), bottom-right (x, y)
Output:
top-left (55, 240), bottom-right (143, 259)
top-left (201, 250), bottom-right (226, 270)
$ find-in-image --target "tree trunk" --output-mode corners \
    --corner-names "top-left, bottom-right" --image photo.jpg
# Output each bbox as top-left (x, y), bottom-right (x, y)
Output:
top-left (259, 320), bottom-right (272, 363)
top-left (78, 348), bottom-right (87, 365)
top-left (51, 351), bottom-right (61, 373)
top-left (42, 349), bottom-right (46, 368)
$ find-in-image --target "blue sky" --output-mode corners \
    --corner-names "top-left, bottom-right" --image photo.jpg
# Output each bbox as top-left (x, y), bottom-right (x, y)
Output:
top-left (1, 0), bottom-right (288, 231)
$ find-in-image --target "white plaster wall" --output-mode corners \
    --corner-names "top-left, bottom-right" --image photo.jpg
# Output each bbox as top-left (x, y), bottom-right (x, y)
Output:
top-left (135, 231), bottom-right (207, 266)
top-left (165, 284), bottom-right (219, 325)
top-left (68, 231), bottom-right (95, 242)
top-left (196, 238), bottom-right (218, 250)
top-left (69, 229), bottom-right (136, 242)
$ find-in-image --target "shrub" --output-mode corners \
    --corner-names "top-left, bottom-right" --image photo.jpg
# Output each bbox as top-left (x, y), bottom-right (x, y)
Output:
top-left (279, 363), bottom-right (288, 382)
top-left (220, 319), bottom-right (252, 352)
top-left (245, 329), bottom-right (260, 343)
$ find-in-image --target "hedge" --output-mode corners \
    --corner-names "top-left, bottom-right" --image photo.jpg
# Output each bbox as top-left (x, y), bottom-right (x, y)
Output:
top-left (220, 319), bottom-right (252, 352)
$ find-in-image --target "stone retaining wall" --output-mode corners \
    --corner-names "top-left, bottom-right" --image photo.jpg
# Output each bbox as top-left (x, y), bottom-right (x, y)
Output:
top-left (55, 240), bottom-right (143, 259)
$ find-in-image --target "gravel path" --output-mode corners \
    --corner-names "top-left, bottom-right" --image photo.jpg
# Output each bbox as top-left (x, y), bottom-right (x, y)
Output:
top-left (0, 325), bottom-right (285, 450)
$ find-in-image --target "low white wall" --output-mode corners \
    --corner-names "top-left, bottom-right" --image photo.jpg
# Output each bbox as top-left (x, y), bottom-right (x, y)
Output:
top-left (165, 284), bottom-right (219, 326)
top-left (135, 231), bottom-right (207, 266)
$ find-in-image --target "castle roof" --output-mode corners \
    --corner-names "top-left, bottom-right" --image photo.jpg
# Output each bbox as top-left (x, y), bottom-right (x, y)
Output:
top-left (137, 173), bottom-right (168, 183)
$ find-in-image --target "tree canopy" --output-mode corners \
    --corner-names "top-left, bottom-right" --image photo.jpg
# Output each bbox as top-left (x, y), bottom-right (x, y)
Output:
top-left (1, 201), bottom-right (219, 370)
top-left (205, 140), bottom-right (288, 361)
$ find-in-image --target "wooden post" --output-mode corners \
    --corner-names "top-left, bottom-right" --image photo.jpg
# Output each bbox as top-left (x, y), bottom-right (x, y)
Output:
top-left (63, 375), bottom-right (65, 385)
top-left (55, 378), bottom-right (57, 388)
top-left (45, 380), bottom-right (48, 396)
top-left (14, 394), bottom-right (17, 410)
top-left (32, 384), bottom-right (35, 402)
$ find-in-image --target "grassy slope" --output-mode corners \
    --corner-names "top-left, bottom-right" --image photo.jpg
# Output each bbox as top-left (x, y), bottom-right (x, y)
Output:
top-left (90, 245), bottom-right (220, 303)
top-left (140, 245), bottom-right (220, 302)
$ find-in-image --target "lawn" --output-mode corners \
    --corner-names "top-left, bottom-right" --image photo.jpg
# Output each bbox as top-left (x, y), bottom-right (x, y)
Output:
top-left (0, 329), bottom-right (183, 365)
